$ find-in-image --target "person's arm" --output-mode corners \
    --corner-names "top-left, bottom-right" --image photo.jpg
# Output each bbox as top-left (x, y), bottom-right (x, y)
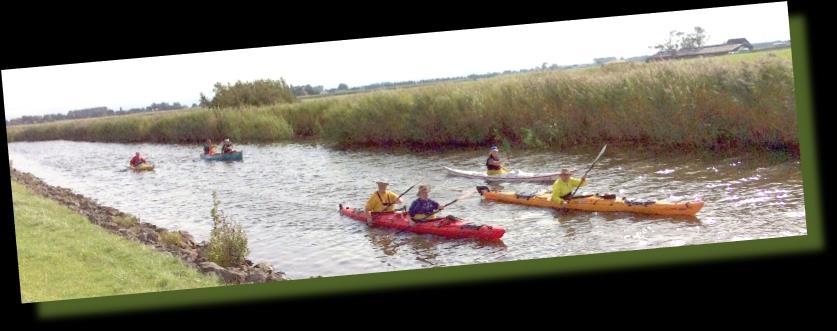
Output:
top-left (408, 200), bottom-right (418, 217)
top-left (406, 201), bottom-right (418, 225)
top-left (365, 195), bottom-right (376, 224)
top-left (365, 195), bottom-right (377, 212)
top-left (551, 181), bottom-right (560, 201)
top-left (388, 192), bottom-right (402, 206)
top-left (434, 200), bottom-right (443, 211)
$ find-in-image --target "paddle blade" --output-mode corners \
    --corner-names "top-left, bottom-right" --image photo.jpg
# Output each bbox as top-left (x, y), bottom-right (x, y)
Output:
top-left (502, 139), bottom-right (511, 153)
top-left (503, 140), bottom-right (513, 164)
top-left (572, 144), bottom-right (608, 197)
top-left (593, 144), bottom-right (607, 163)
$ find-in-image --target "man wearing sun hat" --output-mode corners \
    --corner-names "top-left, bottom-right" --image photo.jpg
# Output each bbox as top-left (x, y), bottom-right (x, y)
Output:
top-left (550, 169), bottom-right (587, 204)
top-left (364, 179), bottom-right (403, 225)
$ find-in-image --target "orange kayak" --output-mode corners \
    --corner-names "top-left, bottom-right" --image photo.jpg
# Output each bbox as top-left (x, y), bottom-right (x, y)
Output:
top-left (476, 187), bottom-right (704, 216)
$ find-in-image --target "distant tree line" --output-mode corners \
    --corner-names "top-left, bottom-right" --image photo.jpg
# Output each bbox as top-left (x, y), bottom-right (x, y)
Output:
top-left (319, 63), bottom-right (582, 96)
top-left (291, 84), bottom-right (325, 96)
top-left (7, 103), bottom-right (190, 125)
top-left (199, 79), bottom-right (296, 108)
top-left (116, 102), bottom-right (188, 115)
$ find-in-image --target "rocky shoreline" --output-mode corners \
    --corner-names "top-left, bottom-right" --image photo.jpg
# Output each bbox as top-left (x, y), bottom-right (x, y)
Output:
top-left (11, 168), bottom-right (289, 284)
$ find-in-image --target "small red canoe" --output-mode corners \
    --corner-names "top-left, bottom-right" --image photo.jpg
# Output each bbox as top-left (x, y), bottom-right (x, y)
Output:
top-left (339, 205), bottom-right (505, 240)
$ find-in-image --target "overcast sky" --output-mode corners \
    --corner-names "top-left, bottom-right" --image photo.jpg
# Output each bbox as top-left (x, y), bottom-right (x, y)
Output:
top-left (2, 2), bottom-right (790, 120)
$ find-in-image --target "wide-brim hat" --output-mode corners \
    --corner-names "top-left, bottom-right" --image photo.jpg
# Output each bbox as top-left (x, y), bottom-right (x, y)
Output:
top-left (489, 146), bottom-right (499, 152)
top-left (375, 179), bottom-right (390, 185)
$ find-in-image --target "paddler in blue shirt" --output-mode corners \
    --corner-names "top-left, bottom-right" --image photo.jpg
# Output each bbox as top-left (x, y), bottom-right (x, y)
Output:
top-left (408, 184), bottom-right (444, 225)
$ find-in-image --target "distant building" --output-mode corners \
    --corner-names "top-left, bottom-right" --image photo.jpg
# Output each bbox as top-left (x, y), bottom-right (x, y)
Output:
top-left (772, 41), bottom-right (791, 48)
top-left (594, 57), bottom-right (618, 65)
top-left (625, 55), bottom-right (650, 62)
top-left (647, 38), bottom-right (754, 62)
top-left (748, 40), bottom-right (792, 51)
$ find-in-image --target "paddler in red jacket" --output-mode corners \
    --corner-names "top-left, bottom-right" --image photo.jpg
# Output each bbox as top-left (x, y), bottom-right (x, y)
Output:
top-left (129, 152), bottom-right (147, 167)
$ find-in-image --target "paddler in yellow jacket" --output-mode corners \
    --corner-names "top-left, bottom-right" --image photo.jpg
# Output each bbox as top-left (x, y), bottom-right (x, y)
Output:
top-left (365, 179), bottom-right (403, 226)
top-left (486, 146), bottom-right (509, 175)
top-left (551, 169), bottom-right (587, 205)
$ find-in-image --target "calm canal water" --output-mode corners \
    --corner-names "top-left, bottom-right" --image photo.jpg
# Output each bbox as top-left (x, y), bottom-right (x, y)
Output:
top-left (8, 141), bottom-right (807, 279)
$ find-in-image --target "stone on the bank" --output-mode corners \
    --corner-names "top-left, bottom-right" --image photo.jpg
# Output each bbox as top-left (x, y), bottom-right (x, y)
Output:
top-left (245, 270), bottom-right (268, 283)
top-left (211, 266), bottom-right (246, 284)
top-left (141, 228), bottom-right (159, 243)
top-left (177, 248), bottom-right (198, 262)
top-left (266, 271), bottom-right (289, 281)
top-left (254, 262), bottom-right (273, 273)
top-left (178, 231), bottom-right (195, 248)
top-left (199, 261), bottom-right (224, 273)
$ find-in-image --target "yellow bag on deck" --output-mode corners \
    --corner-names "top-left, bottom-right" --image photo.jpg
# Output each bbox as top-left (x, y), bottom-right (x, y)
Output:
top-left (486, 168), bottom-right (510, 176)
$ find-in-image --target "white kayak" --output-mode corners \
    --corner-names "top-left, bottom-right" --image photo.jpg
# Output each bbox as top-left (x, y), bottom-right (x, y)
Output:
top-left (443, 166), bottom-right (562, 182)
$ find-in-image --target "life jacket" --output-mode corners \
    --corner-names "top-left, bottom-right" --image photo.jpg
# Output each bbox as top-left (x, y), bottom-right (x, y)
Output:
top-left (376, 191), bottom-right (395, 212)
top-left (130, 156), bottom-right (144, 166)
top-left (410, 199), bottom-right (439, 221)
top-left (486, 155), bottom-right (502, 170)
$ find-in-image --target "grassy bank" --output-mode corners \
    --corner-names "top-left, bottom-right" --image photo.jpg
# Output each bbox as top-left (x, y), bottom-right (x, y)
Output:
top-left (12, 181), bottom-right (220, 303)
top-left (6, 49), bottom-right (796, 152)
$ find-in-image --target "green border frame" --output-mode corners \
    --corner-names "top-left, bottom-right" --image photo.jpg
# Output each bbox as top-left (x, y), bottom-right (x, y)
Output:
top-left (32, 13), bottom-right (821, 319)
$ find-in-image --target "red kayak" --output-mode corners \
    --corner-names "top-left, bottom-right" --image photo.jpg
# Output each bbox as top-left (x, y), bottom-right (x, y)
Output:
top-left (339, 204), bottom-right (505, 240)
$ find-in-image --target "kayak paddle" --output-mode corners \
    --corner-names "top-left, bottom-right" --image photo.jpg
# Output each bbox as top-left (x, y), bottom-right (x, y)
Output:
top-left (502, 139), bottom-right (513, 170)
top-left (424, 190), bottom-right (478, 219)
top-left (396, 179), bottom-right (425, 200)
top-left (555, 144), bottom-right (605, 213)
top-left (383, 178), bottom-right (425, 207)
top-left (570, 144), bottom-right (607, 198)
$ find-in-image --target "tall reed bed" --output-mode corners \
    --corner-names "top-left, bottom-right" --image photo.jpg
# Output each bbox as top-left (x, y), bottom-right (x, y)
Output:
top-left (7, 53), bottom-right (796, 152)
top-left (8, 107), bottom-right (294, 143)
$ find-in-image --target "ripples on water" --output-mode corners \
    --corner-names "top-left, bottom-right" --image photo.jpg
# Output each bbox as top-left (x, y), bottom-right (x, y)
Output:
top-left (8, 141), bottom-right (807, 278)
